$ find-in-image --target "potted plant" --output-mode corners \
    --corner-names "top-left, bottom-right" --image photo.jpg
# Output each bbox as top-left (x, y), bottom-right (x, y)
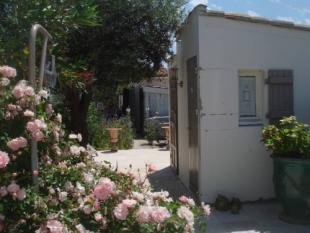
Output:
top-left (262, 116), bottom-right (310, 224)
top-left (106, 127), bottom-right (122, 152)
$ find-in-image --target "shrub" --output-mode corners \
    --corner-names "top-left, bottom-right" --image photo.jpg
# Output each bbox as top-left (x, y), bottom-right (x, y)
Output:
top-left (144, 119), bottom-right (158, 144)
top-left (87, 103), bottom-right (110, 150)
top-left (262, 116), bottom-right (310, 158)
top-left (87, 105), bottom-right (135, 150)
top-left (0, 65), bottom-right (210, 232)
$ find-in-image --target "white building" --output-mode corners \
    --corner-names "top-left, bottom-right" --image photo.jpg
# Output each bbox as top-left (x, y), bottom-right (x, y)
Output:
top-left (171, 4), bottom-right (310, 202)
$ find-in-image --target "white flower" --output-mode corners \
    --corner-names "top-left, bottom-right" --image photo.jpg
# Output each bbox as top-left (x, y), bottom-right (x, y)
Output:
top-left (201, 202), bottom-right (211, 216)
top-left (177, 206), bottom-right (194, 225)
top-left (38, 90), bottom-right (49, 99)
top-left (24, 110), bottom-right (35, 117)
top-left (83, 173), bottom-right (94, 184)
top-left (58, 191), bottom-right (68, 202)
top-left (0, 77), bottom-right (10, 86)
top-left (70, 145), bottom-right (81, 156)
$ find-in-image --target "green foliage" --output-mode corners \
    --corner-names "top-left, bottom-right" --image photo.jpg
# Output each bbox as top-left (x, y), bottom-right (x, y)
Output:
top-left (87, 104), bottom-right (135, 150)
top-left (0, 0), bottom-right (99, 79)
top-left (144, 119), bottom-right (158, 144)
top-left (87, 103), bottom-right (110, 150)
top-left (262, 116), bottom-right (310, 158)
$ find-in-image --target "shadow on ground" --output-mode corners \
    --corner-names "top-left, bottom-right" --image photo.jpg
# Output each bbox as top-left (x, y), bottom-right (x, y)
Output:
top-left (148, 166), bottom-right (195, 199)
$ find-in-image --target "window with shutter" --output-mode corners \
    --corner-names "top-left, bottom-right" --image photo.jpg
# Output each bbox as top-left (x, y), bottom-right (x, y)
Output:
top-left (267, 70), bottom-right (294, 124)
top-left (238, 70), bottom-right (265, 126)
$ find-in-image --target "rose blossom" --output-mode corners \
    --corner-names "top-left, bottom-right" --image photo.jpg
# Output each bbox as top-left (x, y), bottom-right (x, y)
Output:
top-left (24, 110), bottom-right (35, 117)
top-left (83, 205), bottom-right (92, 215)
top-left (122, 199), bottom-right (137, 208)
top-left (0, 187), bottom-right (8, 197)
top-left (179, 195), bottom-right (189, 203)
top-left (7, 182), bottom-right (20, 194)
top-left (0, 151), bottom-right (9, 169)
top-left (24, 86), bottom-right (34, 96)
top-left (93, 178), bottom-right (116, 201)
top-left (38, 90), bottom-right (49, 99)
top-left (46, 220), bottom-right (66, 233)
top-left (0, 66), bottom-right (16, 78)
top-left (7, 137), bottom-right (27, 151)
top-left (94, 212), bottom-right (103, 222)
top-left (16, 188), bottom-right (26, 201)
top-left (45, 104), bottom-right (53, 115)
top-left (33, 130), bottom-right (44, 141)
top-left (58, 191), bottom-right (68, 202)
top-left (148, 163), bottom-right (157, 172)
top-left (113, 203), bottom-right (129, 220)
top-left (151, 206), bottom-right (171, 223)
top-left (0, 77), bottom-right (10, 86)
top-left (202, 202), bottom-right (211, 216)
top-left (12, 85), bottom-right (24, 99)
top-left (136, 206), bottom-right (152, 224)
top-left (177, 206), bottom-right (194, 225)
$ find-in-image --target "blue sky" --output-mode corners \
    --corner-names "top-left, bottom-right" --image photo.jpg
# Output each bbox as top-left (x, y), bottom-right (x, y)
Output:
top-left (188, 0), bottom-right (310, 25)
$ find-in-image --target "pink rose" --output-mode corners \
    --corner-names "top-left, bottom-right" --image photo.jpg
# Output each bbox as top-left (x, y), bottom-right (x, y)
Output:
top-left (83, 205), bottom-right (92, 215)
top-left (0, 187), bottom-right (8, 197)
top-left (24, 86), bottom-right (34, 96)
top-left (7, 182), bottom-right (20, 194)
top-left (151, 206), bottom-right (170, 223)
top-left (148, 164), bottom-right (157, 172)
top-left (202, 202), bottom-right (211, 216)
top-left (136, 206), bottom-right (152, 224)
top-left (0, 151), bottom-right (9, 169)
top-left (0, 66), bottom-right (17, 78)
top-left (122, 199), bottom-right (137, 208)
top-left (33, 130), bottom-right (44, 142)
top-left (46, 220), bottom-right (65, 233)
top-left (113, 203), bottom-right (129, 220)
top-left (179, 195), bottom-right (189, 203)
top-left (7, 137), bottom-right (27, 151)
top-left (12, 86), bottom-right (24, 99)
top-left (94, 212), bottom-right (103, 222)
top-left (26, 121), bottom-right (37, 133)
top-left (93, 178), bottom-right (116, 201)
top-left (45, 104), bottom-right (54, 115)
top-left (17, 188), bottom-right (26, 201)
top-left (58, 192), bottom-right (67, 202)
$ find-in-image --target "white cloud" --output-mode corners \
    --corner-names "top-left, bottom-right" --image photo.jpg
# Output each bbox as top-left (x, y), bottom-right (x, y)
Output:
top-left (190, 0), bottom-right (208, 6)
top-left (247, 10), bottom-right (260, 17)
top-left (276, 16), bottom-right (302, 24)
top-left (209, 3), bottom-right (222, 11)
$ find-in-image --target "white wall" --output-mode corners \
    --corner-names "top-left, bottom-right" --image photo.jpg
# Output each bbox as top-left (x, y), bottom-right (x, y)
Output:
top-left (197, 15), bottom-right (310, 202)
top-left (176, 7), bottom-right (202, 189)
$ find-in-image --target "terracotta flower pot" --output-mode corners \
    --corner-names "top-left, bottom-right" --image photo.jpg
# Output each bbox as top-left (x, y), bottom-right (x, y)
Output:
top-left (161, 125), bottom-right (170, 149)
top-left (106, 128), bottom-right (122, 152)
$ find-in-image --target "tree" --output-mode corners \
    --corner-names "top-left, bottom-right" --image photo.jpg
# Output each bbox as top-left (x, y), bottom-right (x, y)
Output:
top-left (0, 0), bottom-right (186, 145)
top-left (63, 0), bottom-right (186, 144)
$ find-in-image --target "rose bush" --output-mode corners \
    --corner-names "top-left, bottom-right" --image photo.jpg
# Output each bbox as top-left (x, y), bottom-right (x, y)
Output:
top-left (0, 65), bottom-right (210, 232)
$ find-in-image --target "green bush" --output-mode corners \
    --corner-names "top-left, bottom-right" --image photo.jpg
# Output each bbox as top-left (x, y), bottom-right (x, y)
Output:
top-left (262, 116), bottom-right (310, 158)
top-left (144, 119), bottom-right (158, 144)
top-left (87, 104), bottom-right (134, 150)
top-left (104, 115), bottom-right (135, 150)
top-left (87, 103), bottom-right (110, 150)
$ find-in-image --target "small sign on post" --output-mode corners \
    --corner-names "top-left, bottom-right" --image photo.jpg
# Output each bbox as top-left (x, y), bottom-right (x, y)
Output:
top-left (28, 24), bottom-right (55, 184)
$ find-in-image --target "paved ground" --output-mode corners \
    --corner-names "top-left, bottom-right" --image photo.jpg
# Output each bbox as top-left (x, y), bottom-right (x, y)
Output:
top-left (95, 142), bottom-right (310, 233)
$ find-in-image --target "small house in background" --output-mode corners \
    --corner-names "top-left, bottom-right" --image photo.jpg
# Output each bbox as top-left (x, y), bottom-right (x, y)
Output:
top-left (170, 4), bottom-right (310, 202)
top-left (121, 68), bottom-right (169, 135)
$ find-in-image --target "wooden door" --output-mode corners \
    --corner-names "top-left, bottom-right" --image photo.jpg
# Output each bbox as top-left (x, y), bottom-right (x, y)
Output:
top-left (187, 56), bottom-right (199, 194)
top-left (169, 67), bottom-right (179, 174)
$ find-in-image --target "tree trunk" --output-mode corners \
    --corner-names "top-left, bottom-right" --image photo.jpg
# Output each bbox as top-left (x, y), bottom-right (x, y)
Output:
top-left (67, 88), bottom-right (92, 146)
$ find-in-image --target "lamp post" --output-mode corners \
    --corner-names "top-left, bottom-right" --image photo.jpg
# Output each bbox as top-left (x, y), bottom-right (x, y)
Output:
top-left (28, 24), bottom-right (55, 184)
